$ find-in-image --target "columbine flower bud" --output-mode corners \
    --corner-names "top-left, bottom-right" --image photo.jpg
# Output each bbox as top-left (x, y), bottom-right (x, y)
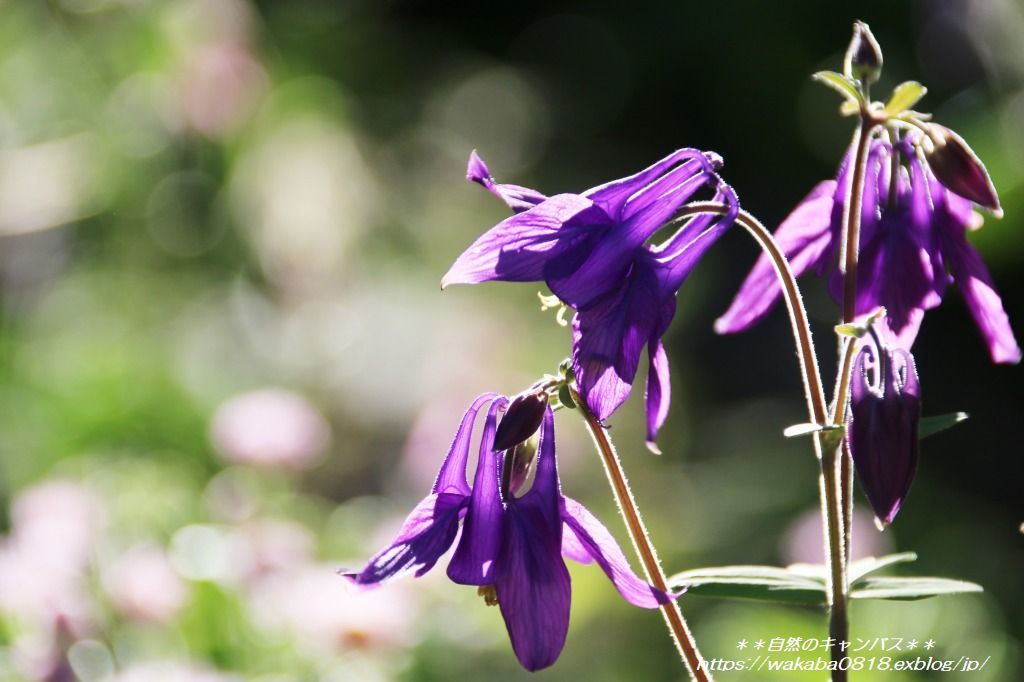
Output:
top-left (844, 21), bottom-right (883, 84)
top-left (925, 124), bottom-right (1002, 217)
top-left (493, 391), bottom-right (548, 451)
top-left (847, 339), bottom-right (921, 528)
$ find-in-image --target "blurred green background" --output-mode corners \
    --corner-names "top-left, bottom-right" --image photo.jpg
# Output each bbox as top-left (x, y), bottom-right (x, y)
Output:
top-left (0, 1), bottom-right (1020, 680)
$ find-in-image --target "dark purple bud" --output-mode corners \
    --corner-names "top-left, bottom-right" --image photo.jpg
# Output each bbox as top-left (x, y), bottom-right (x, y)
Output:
top-left (844, 21), bottom-right (883, 83)
top-left (925, 124), bottom-right (1003, 216)
top-left (848, 343), bottom-right (921, 527)
top-left (494, 391), bottom-right (548, 451)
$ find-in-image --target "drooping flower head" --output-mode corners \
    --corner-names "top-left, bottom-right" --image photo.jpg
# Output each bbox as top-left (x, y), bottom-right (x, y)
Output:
top-left (343, 393), bottom-right (672, 671)
top-left (847, 328), bottom-right (921, 527)
top-left (717, 130), bottom-right (1020, 364)
top-left (444, 150), bottom-right (739, 449)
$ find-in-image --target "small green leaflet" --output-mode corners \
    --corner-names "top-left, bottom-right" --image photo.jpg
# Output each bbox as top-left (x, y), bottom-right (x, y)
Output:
top-left (919, 412), bottom-right (968, 439)
top-left (884, 81), bottom-right (927, 116)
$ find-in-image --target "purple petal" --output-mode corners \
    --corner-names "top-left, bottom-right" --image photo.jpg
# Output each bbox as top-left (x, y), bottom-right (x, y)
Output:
top-left (560, 522), bottom-right (594, 564)
top-left (716, 180), bottom-right (838, 334)
top-left (494, 410), bottom-right (570, 671)
top-left (852, 157), bottom-right (940, 347)
top-left (652, 183), bottom-right (738, 292)
top-left (571, 264), bottom-right (663, 421)
top-left (441, 194), bottom-right (607, 289)
top-left (448, 400), bottom-right (506, 585)
top-left (848, 346), bottom-right (921, 526)
top-left (549, 168), bottom-right (714, 309)
top-left (433, 392), bottom-right (499, 496)
top-left (560, 496), bottom-right (672, 608)
top-left (644, 336), bottom-right (671, 452)
top-left (494, 504), bottom-right (571, 671)
top-left (467, 151), bottom-right (547, 213)
top-left (937, 207), bottom-right (1022, 364)
top-left (583, 148), bottom-right (712, 218)
top-left (343, 492), bottom-right (465, 585)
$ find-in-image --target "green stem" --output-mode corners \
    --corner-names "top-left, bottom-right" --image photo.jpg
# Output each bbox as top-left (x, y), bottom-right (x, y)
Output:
top-left (830, 116), bottom-right (878, 680)
top-left (573, 388), bottom-right (712, 682)
top-left (678, 203), bottom-right (848, 678)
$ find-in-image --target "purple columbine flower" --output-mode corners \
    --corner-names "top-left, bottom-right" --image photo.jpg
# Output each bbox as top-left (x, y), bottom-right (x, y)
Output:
top-left (717, 133), bottom-right (1020, 364)
top-left (847, 331), bottom-right (921, 527)
top-left (443, 151), bottom-right (739, 449)
top-left (343, 393), bottom-right (671, 671)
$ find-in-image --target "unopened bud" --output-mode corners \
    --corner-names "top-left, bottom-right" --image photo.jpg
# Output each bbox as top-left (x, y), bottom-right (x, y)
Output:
top-left (844, 21), bottom-right (883, 84)
top-left (925, 124), bottom-right (1002, 216)
top-left (494, 392), bottom-right (548, 451)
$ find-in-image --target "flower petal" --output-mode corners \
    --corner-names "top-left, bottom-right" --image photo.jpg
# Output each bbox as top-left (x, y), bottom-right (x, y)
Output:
top-left (644, 335), bottom-right (671, 452)
top-left (448, 400), bottom-right (506, 585)
top-left (937, 205), bottom-right (1022, 364)
top-left (571, 263), bottom-right (663, 421)
top-left (494, 410), bottom-right (570, 671)
top-left (433, 392), bottom-right (499, 496)
top-left (441, 194), bottom-right (607, 289)
top-left (466, 150), bottom-right (547, 213)
top-left (342, 492), bottom-right (465, 585)
top-left (560, 496), bottom-right (672, 608)
top-left (583, 148), bottom-right (710, 218)
top-left (716, 180), bottom-right (838, 334)
top-left (550, 167), bottom-right (714, 309)
top-left (849, 153), bottom-right (939, 347)
top-left (848, 346), bottom-right (921, 527)
top-left (652, 183), bottom-right (738, 292)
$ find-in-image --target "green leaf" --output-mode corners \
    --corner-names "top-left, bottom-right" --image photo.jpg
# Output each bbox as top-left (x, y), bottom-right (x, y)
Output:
top-left (812, 71), bottom-right (863, 105)
top-left (848, 552), bottom-right (917, 583)
top-left (668, 565), bottom-right (826, 605)
top-left (919, 412), bottom-right (968, 439)
top-left (557, 384), bottom-right (576, 409)
top-left (884, 81), bottom-right (927, 116)
top-left (851, 576), bottom-right (983, 601)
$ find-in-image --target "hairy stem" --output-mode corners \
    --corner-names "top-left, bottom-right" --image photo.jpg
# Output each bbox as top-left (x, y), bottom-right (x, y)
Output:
top-left (573, 389), bottom-right (711, 682)
top-left (678, 202), bottom-right (850, 678)
top-left (677, 205), bottom-right (829, 424)
top-left (829, 116), bottom-right (878, 680)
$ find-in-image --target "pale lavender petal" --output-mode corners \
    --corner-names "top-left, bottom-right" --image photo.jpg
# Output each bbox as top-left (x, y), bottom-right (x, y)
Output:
top-left (343, 492), bottom-right (465, 585)
top-left (560, 522), bottom-right (594, 564)
top-left (560, 496), bottom-right (672, 608)
top-left (571, 265), bottom-right (662, 421)
top-left (466, 150), bottom-right (547, 213)
top-left (433, 392), bottom-right (499, 496)
top-left (716, 180), bottom-right (838, 334)
top-left (939, 219), bottom-right (1022, 364)
top-left (644, 336), bottom-right (671, 452)
top-left (448, 401), bottom-right (505, 585)
top-left (441, 194), bottom-right (606, 289)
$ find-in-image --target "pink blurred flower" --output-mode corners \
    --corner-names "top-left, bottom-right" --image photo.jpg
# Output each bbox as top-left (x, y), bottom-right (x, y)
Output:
top-left (179, 43), bottom-right (267, 139)
top-left (11, 480), bottom-right (104, 568)
top-left (209, 388), bottom-right (331, 470)
top-left (103, 544), bottom-right (188, 624)
top-left (249, 563), bottom-right (419, 654)
top-left (235, 518), bottom-right (315, 583)
top-left (781, 507), bottom-right (892, 566)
